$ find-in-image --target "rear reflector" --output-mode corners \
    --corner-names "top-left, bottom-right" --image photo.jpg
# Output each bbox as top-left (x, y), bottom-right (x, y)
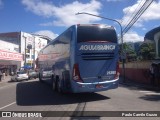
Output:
top-left (114, 62), bottom-right (120, 79)
top-left (73, 64), bottom-right (83, 82)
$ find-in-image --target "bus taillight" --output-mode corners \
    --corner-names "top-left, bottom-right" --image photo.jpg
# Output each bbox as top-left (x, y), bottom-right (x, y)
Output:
top-left (114, 62), bottom-right (120, 79)
top-left (73, 64), bottom-right (83, 82)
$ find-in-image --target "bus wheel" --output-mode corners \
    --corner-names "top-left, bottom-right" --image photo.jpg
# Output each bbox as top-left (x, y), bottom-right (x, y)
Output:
top-left (57, 78), bottom-right (63, 93)
top-left (62, 71), bottom-right (70, 81)
top-left (62, 71), bottom-right (70, 92)
top-left (39, 74), bottom-right (42, 82)
top-left (57, 80), bottom-right (61, 93)
top-left (52, 76), bottom-right (56, 91)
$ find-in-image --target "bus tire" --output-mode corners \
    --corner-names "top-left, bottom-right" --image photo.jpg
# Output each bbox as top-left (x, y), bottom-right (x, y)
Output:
top-left (62, 71), bottom-right (70, 91)
top-left (62, 71), bottom-right (70, 81)
top-left (52, 75), bottom-right (56, 91)
top-left (56, 76), bottom-right (63, 94)
top-left (39, 74), bottom-right (43, 82)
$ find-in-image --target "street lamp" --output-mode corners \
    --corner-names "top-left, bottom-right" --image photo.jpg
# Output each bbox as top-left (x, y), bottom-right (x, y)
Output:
top-left (23, 36), bottom-right (27, 66)
top-left (76, 12), bottom-right (126, 82)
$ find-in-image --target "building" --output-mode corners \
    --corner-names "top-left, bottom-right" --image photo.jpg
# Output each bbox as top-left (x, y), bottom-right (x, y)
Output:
top-left (0, 31), bottom-right (51, 75)
top-left (144, 26), bottom-right (160, 59)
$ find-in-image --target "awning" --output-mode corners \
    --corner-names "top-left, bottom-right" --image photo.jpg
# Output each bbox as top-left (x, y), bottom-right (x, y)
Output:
top-left (21, 65), bottom-right (32, 69)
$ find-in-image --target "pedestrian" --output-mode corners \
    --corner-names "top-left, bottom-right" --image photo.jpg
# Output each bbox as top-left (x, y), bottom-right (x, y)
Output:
top-left (11, 71), bottom-right (14, 76)
top-left (2, 70), bottom-right (5, 80)
top-left (0, 70), bottom-right (2, 81)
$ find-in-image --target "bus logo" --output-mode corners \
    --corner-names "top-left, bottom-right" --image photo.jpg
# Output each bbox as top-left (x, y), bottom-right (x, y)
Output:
top-left (79, 45), bottom-right (115, 51)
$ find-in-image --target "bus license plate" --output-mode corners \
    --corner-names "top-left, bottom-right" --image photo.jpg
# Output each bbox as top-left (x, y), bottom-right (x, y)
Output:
top-left (96, 84), bottom-right (103, 88)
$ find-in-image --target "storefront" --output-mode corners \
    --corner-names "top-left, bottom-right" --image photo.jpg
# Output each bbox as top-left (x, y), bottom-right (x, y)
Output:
top-left (0, 31), bottom-right (50, 71)
top-left (0, 49), bottom-right (23, 75)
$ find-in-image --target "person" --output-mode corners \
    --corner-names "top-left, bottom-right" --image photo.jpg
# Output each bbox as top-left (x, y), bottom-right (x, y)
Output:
top-left (0, 70), bottom-right (2, 81)
top-left (11, 71), bottom-right (14, 76)
top-left (2, 70), bottom-right (5, 80)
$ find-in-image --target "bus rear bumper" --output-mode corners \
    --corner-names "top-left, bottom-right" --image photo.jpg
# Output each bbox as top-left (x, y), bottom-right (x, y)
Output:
top-left (71, 78), bottom-right (119, 93)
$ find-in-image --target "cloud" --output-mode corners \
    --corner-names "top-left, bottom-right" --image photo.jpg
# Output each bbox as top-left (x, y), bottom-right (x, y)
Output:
top-left (123, 31), bottom-right (144, 43)
top-left (142, 27), bottom-right (147, 31)
top-left (106, 0), bottom-right (123, 2)
top-left (121, 0), bottom-right (160, 27)
top-left (22, 0), bottom-right (102, 27)
top-left (35, 30), bottom-right (58, 39)
top-left (140, 0), bottom-right (160, 21)
top-left (0, 0), bottom-right (3, 8)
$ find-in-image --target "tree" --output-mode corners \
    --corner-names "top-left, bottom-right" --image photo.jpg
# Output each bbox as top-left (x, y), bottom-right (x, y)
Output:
top-left (123, 43), bottom-right (137, 62)
top-left (139, 43), bottom-right (155, 60)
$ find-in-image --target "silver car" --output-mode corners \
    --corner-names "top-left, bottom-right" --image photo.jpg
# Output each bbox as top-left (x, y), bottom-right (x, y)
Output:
top-left (14, 71), bottom-right (29, 81)
top-left (28, 70), bottom-right (38, 79)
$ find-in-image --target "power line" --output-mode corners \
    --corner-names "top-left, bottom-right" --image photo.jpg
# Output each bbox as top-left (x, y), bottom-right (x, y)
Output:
top-left (121, 0), bottom-right (145, 28)
top-left (76, 0), bottom-right (94, 13)
top-left (122, 0), bottom-right (154, 35)
top-left (123, 0), bottom-right (148, 33)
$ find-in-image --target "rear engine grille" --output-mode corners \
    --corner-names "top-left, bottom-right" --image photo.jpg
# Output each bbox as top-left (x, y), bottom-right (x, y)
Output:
top-left (81, 52), bottom-right (114, 60)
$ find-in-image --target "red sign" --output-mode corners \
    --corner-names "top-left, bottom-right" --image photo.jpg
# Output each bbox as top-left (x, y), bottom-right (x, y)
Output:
top-left (0, 49), bottom-right (23, 61)
top-left (39, 53), bottom-right (60, 61)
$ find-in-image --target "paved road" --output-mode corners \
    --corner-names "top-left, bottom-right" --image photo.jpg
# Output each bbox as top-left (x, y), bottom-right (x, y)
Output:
top-left (0, 79), bottom-right (160, 120)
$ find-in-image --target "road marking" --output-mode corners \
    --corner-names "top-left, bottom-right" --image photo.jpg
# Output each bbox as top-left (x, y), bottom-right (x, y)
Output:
top-left (139, 91), bottom-right (152, 93)
top-left (139, 90), bottom-right (160, 95)
top-left (0, 102), bottom-right (16, 110)
top-left (145, 92), bottom-right (160, 95)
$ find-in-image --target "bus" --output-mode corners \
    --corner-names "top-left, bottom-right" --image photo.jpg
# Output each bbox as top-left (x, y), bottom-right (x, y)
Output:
top-left (37, 24), bottom-right (119, 93)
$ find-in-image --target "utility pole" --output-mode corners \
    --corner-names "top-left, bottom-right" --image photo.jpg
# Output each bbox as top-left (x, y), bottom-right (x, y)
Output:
top-left (33, 36), bottom-right (36, 69)
top-left (23, 36), bottom-right (27, 66)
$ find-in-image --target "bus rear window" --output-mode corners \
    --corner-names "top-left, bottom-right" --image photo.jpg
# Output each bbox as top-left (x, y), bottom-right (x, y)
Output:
top-left (77, 25), bottom-right (117, 43)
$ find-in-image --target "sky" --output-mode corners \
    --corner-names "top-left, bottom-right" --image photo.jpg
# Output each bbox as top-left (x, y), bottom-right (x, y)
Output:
top-left (0, 0), bottom-right (160, 43)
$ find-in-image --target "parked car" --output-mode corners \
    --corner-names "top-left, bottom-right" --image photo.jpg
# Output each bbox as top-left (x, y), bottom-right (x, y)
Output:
top-left (39, 68), bottom-right (53, 81)
top-left (28, 70), bottom-right (38, 79)
top-left (11, 71), bottom-right (28, 81)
